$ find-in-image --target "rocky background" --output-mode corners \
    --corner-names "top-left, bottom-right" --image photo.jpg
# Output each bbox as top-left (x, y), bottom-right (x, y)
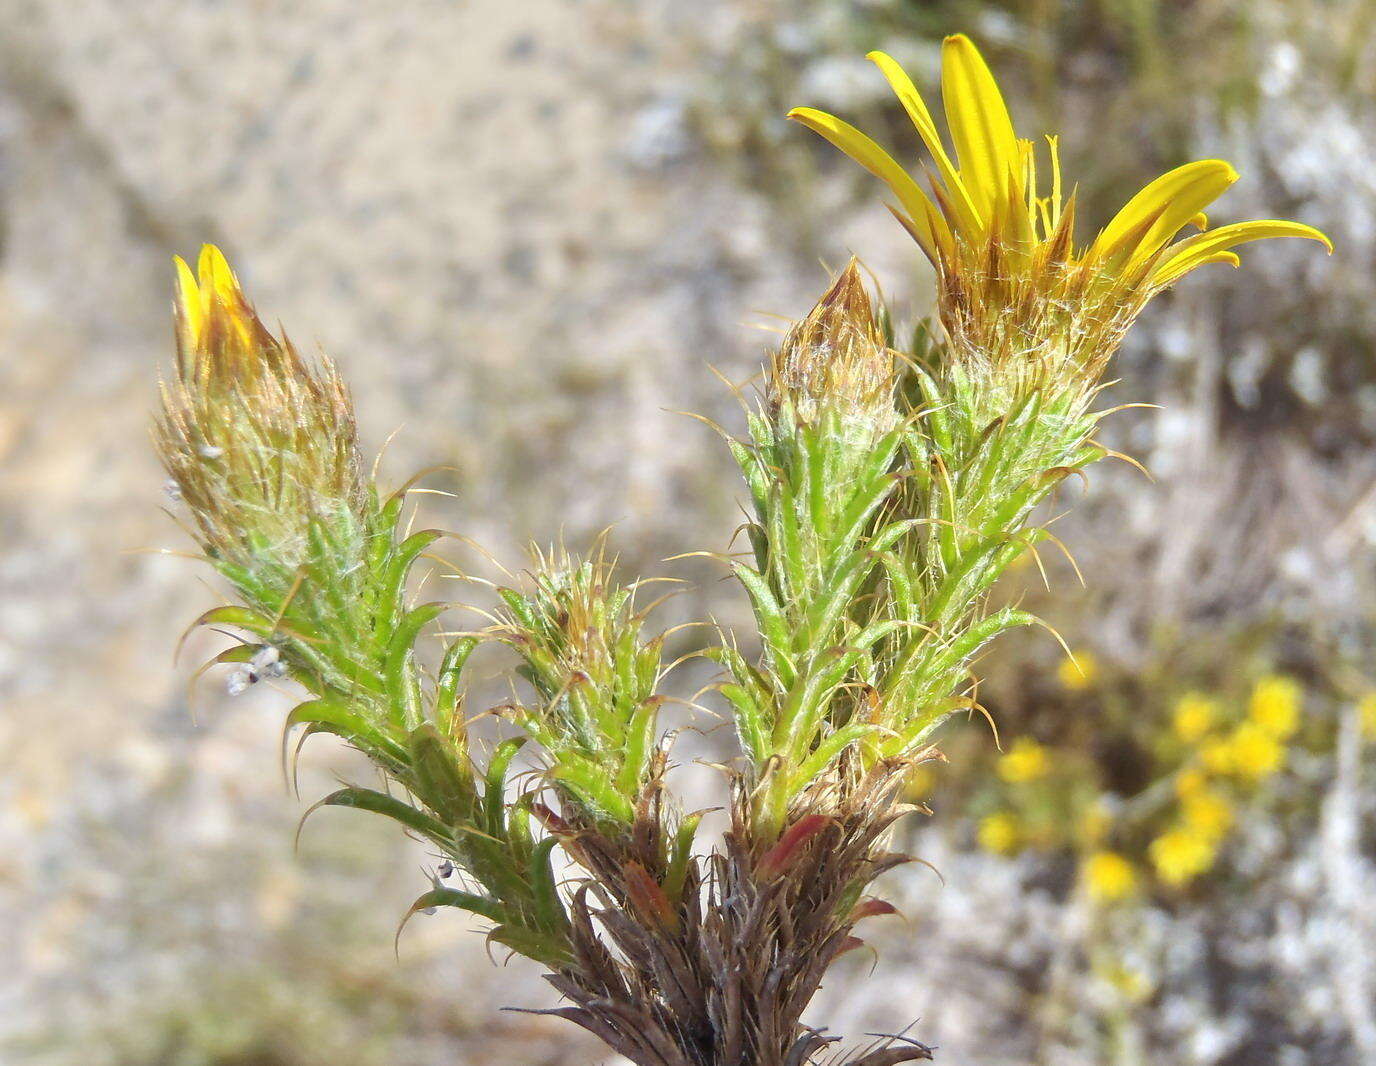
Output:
top-left (1, 1), bottom-right (1373, 1064)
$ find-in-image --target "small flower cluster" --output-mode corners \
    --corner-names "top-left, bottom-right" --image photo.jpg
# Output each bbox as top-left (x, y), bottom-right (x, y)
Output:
top-left (973, 668), bottom-right (1308, 902)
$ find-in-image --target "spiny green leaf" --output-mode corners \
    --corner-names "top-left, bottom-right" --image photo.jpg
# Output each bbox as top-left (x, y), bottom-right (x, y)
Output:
top-left (483, 736), bottom-right (528, 841)
top-left (407, 723), bottom-right (477, 826)
top-left (299, 787), bottom-right (453, 849)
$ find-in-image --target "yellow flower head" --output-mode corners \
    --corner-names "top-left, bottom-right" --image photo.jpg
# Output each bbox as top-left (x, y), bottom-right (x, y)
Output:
top-left (1082, 851), bottom-right (1138, 904)
top-left (788, 36), bottom-right (1331, 386)
top-left (1199, 736), bottom-right (1237, 775)
top-left (1248, 675), bottom-right (1302, 739)
top-left (1172, 694), bottom-right (1217, 744)
top-left (1228, 722), bottom-right (1286, 782)
top-left (172, 244), bottom-right (267, 357)
top-left (1360, 692), bottom-right (1376, 740)
top-left (1174, 767), bottom-right (1209, 799)
top-left (978, 811), bottom-right (1021, 855)
top-left (1181, 788), bottom-right (1234, 842)
top-left (1057, 651), bottom-right (1099, 692)
top-left (904, 764), bottom-right (937, 800)
top-left (997, 737), bottom-right (1050, 784)
top-left (1149, 827), bottom-right (1217, 887)
top-left (1077, 801), bottom-right (1113, 847)
top-left (1103, 964), bottom-right (1151, 1003)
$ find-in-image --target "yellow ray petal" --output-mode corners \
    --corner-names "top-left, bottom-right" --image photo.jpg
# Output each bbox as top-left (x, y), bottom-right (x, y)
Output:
top-left (1193, 251), bottom-right (1241, 271)
top-left (1149, 220), bottom-right (1333, 288)
top-left (173, 255), bottom-right (204, 347)
top-left (197, 244), bottom-right (241, 304)
top-left (1047, 136), bottom-right (1063, 221)
top-left (1089, 160), bottom-right (1237, 268)
top-left (195, 244), bottom-right (258, 348)
top-left (940, 34), bottom-right (1019, 228)
top-left (787, 107), bottom-right (941, 257)
top-left (866, 50), bottom-right (982, 236)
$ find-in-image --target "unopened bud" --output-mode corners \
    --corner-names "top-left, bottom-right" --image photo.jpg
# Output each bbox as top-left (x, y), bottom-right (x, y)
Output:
top-left (768, 259), bottom-right (897, 432)
top-left (154, 246), bottom-right (367, 580)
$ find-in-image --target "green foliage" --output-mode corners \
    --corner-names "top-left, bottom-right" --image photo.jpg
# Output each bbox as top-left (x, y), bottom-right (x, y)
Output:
top-left (719, 263), bottom-right (1107, 831)
top-left (494, 547), bottom-right (669, 826)
top-left (154, 236), bottom-right (1172, 1064)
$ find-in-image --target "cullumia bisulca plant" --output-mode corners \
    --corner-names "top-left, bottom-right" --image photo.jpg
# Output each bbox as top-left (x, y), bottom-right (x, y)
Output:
top-left (154, 35), bottom-right (1329, 1066)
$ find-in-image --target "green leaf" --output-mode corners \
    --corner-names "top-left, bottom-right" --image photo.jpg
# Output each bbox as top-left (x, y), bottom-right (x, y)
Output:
top-left (483, 736), bottom-right (528, 840)
top-left (377, 529), bottom-right (444, 635)
top-left (299, 787), bottom-right (453, 849)
top-left (407, 724), bottom-right (477, 826)
top-left (528, 836), bottom-right (569, 934)
top-left (281, 697), bottom-right (407, 772)
top-left (405, 886), bottom-right (505, 924)
top-left (497, 587), bottom-right (538, 630)
top-left (732, 562), bottom-right (793, 675)
top-left (434, 636), bottom-right (479, 734)
top-left (923, 607), bottom-right (1037, 683)
top-left (615, 697), bottom-right (662, 799)
top-left (664, 814), bottom-right (700, 904)
top-left (487, 924), bottom-right (572, 969)
top-left (384, 602), bottom-right (447, 728)
top-left (549, 754), bottom-right (634, 824)
top-left (791, 722), bottom-right (878, 795)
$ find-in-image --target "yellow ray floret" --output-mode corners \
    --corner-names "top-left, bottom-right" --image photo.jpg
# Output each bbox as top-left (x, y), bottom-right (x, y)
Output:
top-left (173, 244), bottom-right (260, 355)
top-left (788, 34), bottom-right (1331, 309)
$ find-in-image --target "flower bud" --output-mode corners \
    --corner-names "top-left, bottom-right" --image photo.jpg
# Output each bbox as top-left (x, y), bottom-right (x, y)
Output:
top-left (155, 246), bottom-right (367, 580)
top-left (767, 258), bottom-right (897, 435)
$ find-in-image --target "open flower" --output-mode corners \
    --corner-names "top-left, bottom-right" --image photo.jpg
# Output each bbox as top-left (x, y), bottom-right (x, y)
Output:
top-left (1149, 827), bottom-right (1217, 887)
top-left (997, 737), bottom-right (1050, 784)
top-left (789, 35), bottom-right (1331, 385)
top-left (1172, 693), bottom-right (1217, 744)
top-left (1228, 722), bottom-right (1286, 781)
top-left (1360, 693), bottom-right (1376, 740)
top-left (1181, 788), bottom-right (1234, 842)
top-left (1057, 650), bottom-right (1099, 692)
top-left (1082, 851), bottom-right (1138, 904)
top-left (1248, 675), bottom-right (1302, 739)
top-left (978, 811), bottom-right (1021, 855)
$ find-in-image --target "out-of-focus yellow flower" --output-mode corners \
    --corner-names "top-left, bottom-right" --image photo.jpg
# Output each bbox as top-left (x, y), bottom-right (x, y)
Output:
top-left (1078, 801), bottom-right (1113, 846)
top-left (1104, 964), bottom-right (1151, 1003)
top-left (1172, 694), bottom-right (1216, 743)
top-left (1057, 651), bottom-right (1099, 692)
top-left (978, 811), bottom-right (1022, 855)
top-left (1181, 788), bottom-right (1234, 842)
top-left (997, 737), bottom-right (1050, 784)
top-left (1248, 675), bottom-right (1301, 739)
top-left (1082, 851), bottom-right (1138, 904)
top-left (1228, 722), bottom-right (1285, 781)
top-left (1360, 692), bottom-right (1376, 740)
top-left (1175, 767), bottom-right (1209, 799)
top-left (1094, 956), bottom-right (1155, 1004)
top-left (1149, 828), bottom-right (1217, 887)
top-left (1200, 736), bottom-right (1236, 775)
top-left (905, 764), bottom-right (937, 800)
